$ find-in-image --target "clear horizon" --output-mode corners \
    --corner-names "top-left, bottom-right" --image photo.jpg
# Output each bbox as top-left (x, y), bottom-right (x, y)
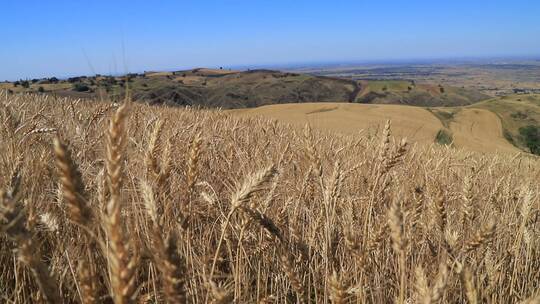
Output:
top-left (2, 0), bottom-right (540, 80)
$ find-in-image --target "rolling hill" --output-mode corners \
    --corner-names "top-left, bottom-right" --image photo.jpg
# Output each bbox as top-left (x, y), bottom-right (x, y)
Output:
top-left (133, 69), bottom-right (358, 108)
top-left (229, 94), bottom-right (540, 154)
top-left (0, 69), bottom-right (490, 108)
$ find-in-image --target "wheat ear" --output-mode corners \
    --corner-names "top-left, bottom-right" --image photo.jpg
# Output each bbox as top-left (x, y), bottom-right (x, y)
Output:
top-left (186, 132), bottom-right (203, 200)
top-left (144, 118), bottom-right (164, 177)
top-left (210, 165), bottom-right (277, 278)
top-left (208, 280), bottom-right (234, 304)
top-left (460, 266), bottom-right (478, 304)
top-left (430, 261), bottom-right (449, 302)
top-left (415, 266), bottom-right (431, 304)
top-left (463, 221), bottom-right (496, 253)
top-left (104, 103), bottom-right (138, 304)
top-left (53, 136), bottom-right (93, 226)
top-left (329, 271), bottom-right (347, 304)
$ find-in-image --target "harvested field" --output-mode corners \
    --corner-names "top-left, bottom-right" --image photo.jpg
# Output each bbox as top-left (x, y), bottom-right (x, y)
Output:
top-left (230, 102), bottom-right (525, 154)
top-left (449, 108), bottom-right (520, 153)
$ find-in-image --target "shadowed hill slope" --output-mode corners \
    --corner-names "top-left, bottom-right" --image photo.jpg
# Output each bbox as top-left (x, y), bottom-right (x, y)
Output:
top-left (355, 80), bottom-right (489, 106)
top-left (133, 70), bottom-right (358, 108)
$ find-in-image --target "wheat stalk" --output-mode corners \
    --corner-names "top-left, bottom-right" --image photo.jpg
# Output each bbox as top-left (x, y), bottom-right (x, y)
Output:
top-left (0, 190), bottom-right (61, 304)
top-left (280, 251), bottom-right (305, 303)
top-left (388, 199), bottom-right (407, 304)
top-left (141, 179), bottom-right (187, 304)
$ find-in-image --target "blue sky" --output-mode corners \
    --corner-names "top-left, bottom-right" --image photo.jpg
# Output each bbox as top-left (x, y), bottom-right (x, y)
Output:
top-left (1, 0), bottom-right (540, 80)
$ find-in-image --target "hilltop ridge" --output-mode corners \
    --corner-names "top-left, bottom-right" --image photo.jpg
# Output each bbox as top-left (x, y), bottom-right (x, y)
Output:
top-left (0, 68), bottom-right (489, 109)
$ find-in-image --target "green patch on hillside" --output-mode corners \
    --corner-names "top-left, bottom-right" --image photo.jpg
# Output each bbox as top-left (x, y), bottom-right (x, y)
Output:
top-left (519, 125), bottom-right (540, 155)
top-left (435, 129), bottom-right (453, 146)
top-left (426, 108), bottom-right (460, 128)
top-left (366, 80), bottom-right (412, 92)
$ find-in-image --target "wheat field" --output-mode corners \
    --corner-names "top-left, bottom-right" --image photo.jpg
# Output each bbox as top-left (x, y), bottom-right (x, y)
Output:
top-left (0, 92), bottom-right (539, 303)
